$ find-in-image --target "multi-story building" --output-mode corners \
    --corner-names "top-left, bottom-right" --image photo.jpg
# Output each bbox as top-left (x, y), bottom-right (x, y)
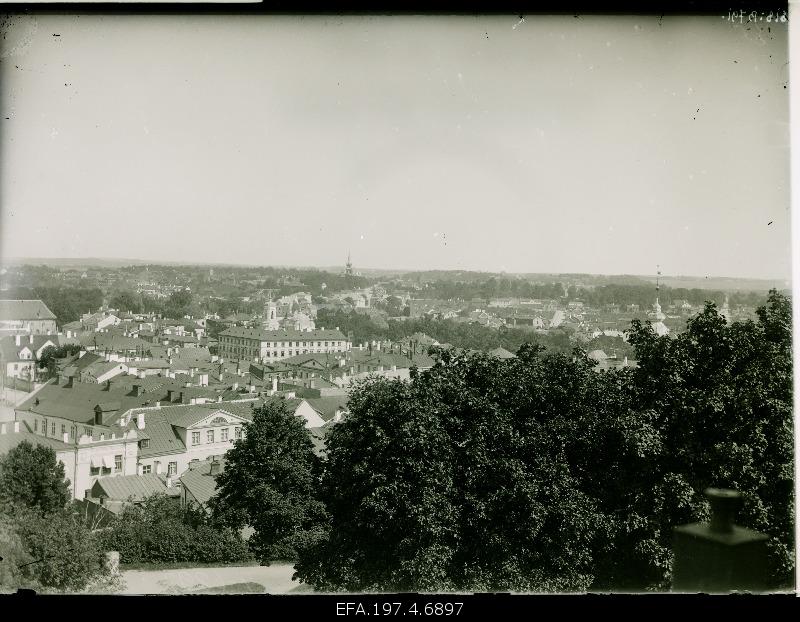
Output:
top-left (217, 327), bottom-right (350, 363)
top-left (0, 299), bottom-right (58, 335)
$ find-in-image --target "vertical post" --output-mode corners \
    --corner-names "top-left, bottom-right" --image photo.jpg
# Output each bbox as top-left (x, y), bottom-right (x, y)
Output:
top-left (672, 488), bottom-right (769, 593)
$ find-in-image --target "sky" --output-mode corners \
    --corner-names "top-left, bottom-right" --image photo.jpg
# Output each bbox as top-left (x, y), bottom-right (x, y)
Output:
top-left (0, 14), bottom-right (791, 280)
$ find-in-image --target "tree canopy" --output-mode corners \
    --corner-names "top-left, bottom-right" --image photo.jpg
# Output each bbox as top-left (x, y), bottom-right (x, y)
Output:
top-left (0, 442), bottom-right (71, 515)
top-left (295, 290), bottom-right (794, 591)
top-left (209, 400), bottom-right (328, 563)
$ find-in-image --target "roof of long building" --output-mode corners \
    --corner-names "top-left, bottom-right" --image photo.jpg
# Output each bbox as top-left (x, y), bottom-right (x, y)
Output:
top-left (0, 299), bottom-right (57, 321)
top-left (218, 327), bottom-right (348, 342)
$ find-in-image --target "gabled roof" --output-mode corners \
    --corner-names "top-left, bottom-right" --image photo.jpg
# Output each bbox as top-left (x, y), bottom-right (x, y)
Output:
top-left (91, 474), bottom-right (173, 502)
top-left (488, 347), bottom-right (516, 359)
top-left (81, 360), bottom-right (127, 380)
top-left (17, 380), bottom-right (163, 424)
top-left (0, 335), bottom-right (61, 362)
top-left (306, 396), bottom-right (348, 422)
top-left (0, 299), bottom-right (57, 321)
top-left (166, 406), bottom-right (251, 430)
top-left (180, 458), bottom-right (225, 507)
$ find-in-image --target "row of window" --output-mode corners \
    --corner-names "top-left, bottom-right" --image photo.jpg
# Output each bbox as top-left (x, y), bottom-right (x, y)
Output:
top-left (34, 419), bottom-right (93, 440)
top-left (222, 338), bottom-right (344, 348)
top-left (89, 455), bottom-right (124, 476)
top-left (191, 427), bottom-right (241, 445)
top-left (141, 461), bottom-right (177, 476)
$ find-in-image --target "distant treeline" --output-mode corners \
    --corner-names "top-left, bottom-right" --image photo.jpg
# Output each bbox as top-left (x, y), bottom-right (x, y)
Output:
top-left (418, 279), bottom-right (773, 309)
top-left (319, 309), bottom-right (577, 355)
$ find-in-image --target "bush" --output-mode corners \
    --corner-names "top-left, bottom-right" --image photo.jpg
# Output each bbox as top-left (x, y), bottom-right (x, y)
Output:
top-left (97, 494), bottom-right (252, 566)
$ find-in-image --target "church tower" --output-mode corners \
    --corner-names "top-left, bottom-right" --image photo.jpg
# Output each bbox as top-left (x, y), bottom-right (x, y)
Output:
top-left (263, 301), bottom-right (279, 330)
top-left (345, 251), bottom-right (354, 277)
top-left (651, 265), bottom-right (670, 336)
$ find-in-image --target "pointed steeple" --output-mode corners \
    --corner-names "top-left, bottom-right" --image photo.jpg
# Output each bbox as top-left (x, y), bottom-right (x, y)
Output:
top-left (651, 265), bottom-right (669, 335)
top-left (345, 251), bottom-right (354, 277)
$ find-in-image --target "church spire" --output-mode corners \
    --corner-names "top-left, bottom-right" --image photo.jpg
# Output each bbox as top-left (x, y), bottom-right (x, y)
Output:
top-left (345, 251), bottom-right (353, 276)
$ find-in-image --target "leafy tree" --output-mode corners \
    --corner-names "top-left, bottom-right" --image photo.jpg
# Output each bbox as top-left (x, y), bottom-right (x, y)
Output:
top-left (295, 346), bottom-right (610, 592)
top-left (96, 494), bottom-right (251, 565)
top-left (0, 442), bottom-right (71, 515)
top-left (37, 343), bottom-right (81, 377)
top-left (165, 289), bottom-right (193, 318)
top-left (0, 501), bottom-right (111, 592)
top-left (296, 291), bottom-right (794, 591)
top-left (619, 290), bottom-right (794, 588)
top-left (109, 290), bottom-right (143, 314)
top-left (209, 400), bottom-right (328, 563)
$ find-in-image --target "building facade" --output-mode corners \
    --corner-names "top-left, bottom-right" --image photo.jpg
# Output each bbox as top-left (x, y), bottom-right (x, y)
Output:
top-left (217, 327), bottom-right (350, 363)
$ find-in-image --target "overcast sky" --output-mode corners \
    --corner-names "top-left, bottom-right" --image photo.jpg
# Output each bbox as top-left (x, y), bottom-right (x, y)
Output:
top-left (0, 14), bottom-right (790, 280)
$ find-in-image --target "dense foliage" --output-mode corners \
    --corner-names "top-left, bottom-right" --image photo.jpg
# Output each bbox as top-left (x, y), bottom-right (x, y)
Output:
top-left (295, 291), bottom-right (793, 591)
top-left (3, 502), bottom-right (111, 592)
top-left (96, 494), bottom-right (251, 565)
top-left (209, 400), bottom-right (328, 563)
top-left (0, 442), bottom-right (71, 515)
top-left (318, 308), bottom-right (582, 355)
top-left (0, 446), bottom-right (111, 593)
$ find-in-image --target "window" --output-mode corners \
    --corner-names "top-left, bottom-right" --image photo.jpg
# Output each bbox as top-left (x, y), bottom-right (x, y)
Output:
top-left (192, 431), bottom-right (200, 445)
top-left (34, 419), bottom-right (38, 432)
top-left (221, 428), bottom-right (229, 442)
top-left (168, 462), bottom-right (177, 476)
top-left (142, 464), bottom-right (152, 475)
top-left (114, 455), bottom-right (122, 471)
top-left (207, 429), bottom-right (214, 443)
top-left (235, 427), bottom-right (242, 440)
top-left (101, 466), bottom-right (111, 475)
top-left (51, 422), bottom-right (55, 435)
top-left (60, 424), bottom-right (65, 437)
top-left (139, 439), bottom-right (150, 449)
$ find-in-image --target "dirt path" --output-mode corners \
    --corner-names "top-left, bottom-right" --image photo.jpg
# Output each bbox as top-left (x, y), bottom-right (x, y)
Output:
top-left (120, 563), bottom-right (301, 594)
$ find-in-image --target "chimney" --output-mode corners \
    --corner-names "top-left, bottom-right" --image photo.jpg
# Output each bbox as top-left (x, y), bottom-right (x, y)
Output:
top-left (105, 379), bottom-right (112, 391)
top-left (133, 384), bottom-right (143, 397)
top-left (0, 423), bottom-right (5, 434)
top-left (137, 412), bottom-right (145, 430)
top-left (249, 384), bottom-right (256, 393)
top-left (232, 382), bottom-right (238, 391)
top-left (66, 375), bottom-right (75, 388)
top-left (167, 389), bottom-right (175, 402)
top-left (13, 421), bottom-right (20, 433)
top-left (29, 334), bottom-right (34, 344)
top-left (14, 335), bottom-right (20, 346)
top-left (155, 461), bottom-right (162, 475)
top-left (272, 377), bottom-right (278, 394)
top-left (209, 459), bottom-right (222, 476)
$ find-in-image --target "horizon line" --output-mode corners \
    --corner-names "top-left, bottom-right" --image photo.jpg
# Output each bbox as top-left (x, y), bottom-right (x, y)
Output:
top-left (0, 256), bottom-right (791, 285)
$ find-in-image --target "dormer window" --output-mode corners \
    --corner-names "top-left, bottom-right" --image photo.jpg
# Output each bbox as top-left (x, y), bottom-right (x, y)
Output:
top-left (139, 439), bottom-right (150, 449)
